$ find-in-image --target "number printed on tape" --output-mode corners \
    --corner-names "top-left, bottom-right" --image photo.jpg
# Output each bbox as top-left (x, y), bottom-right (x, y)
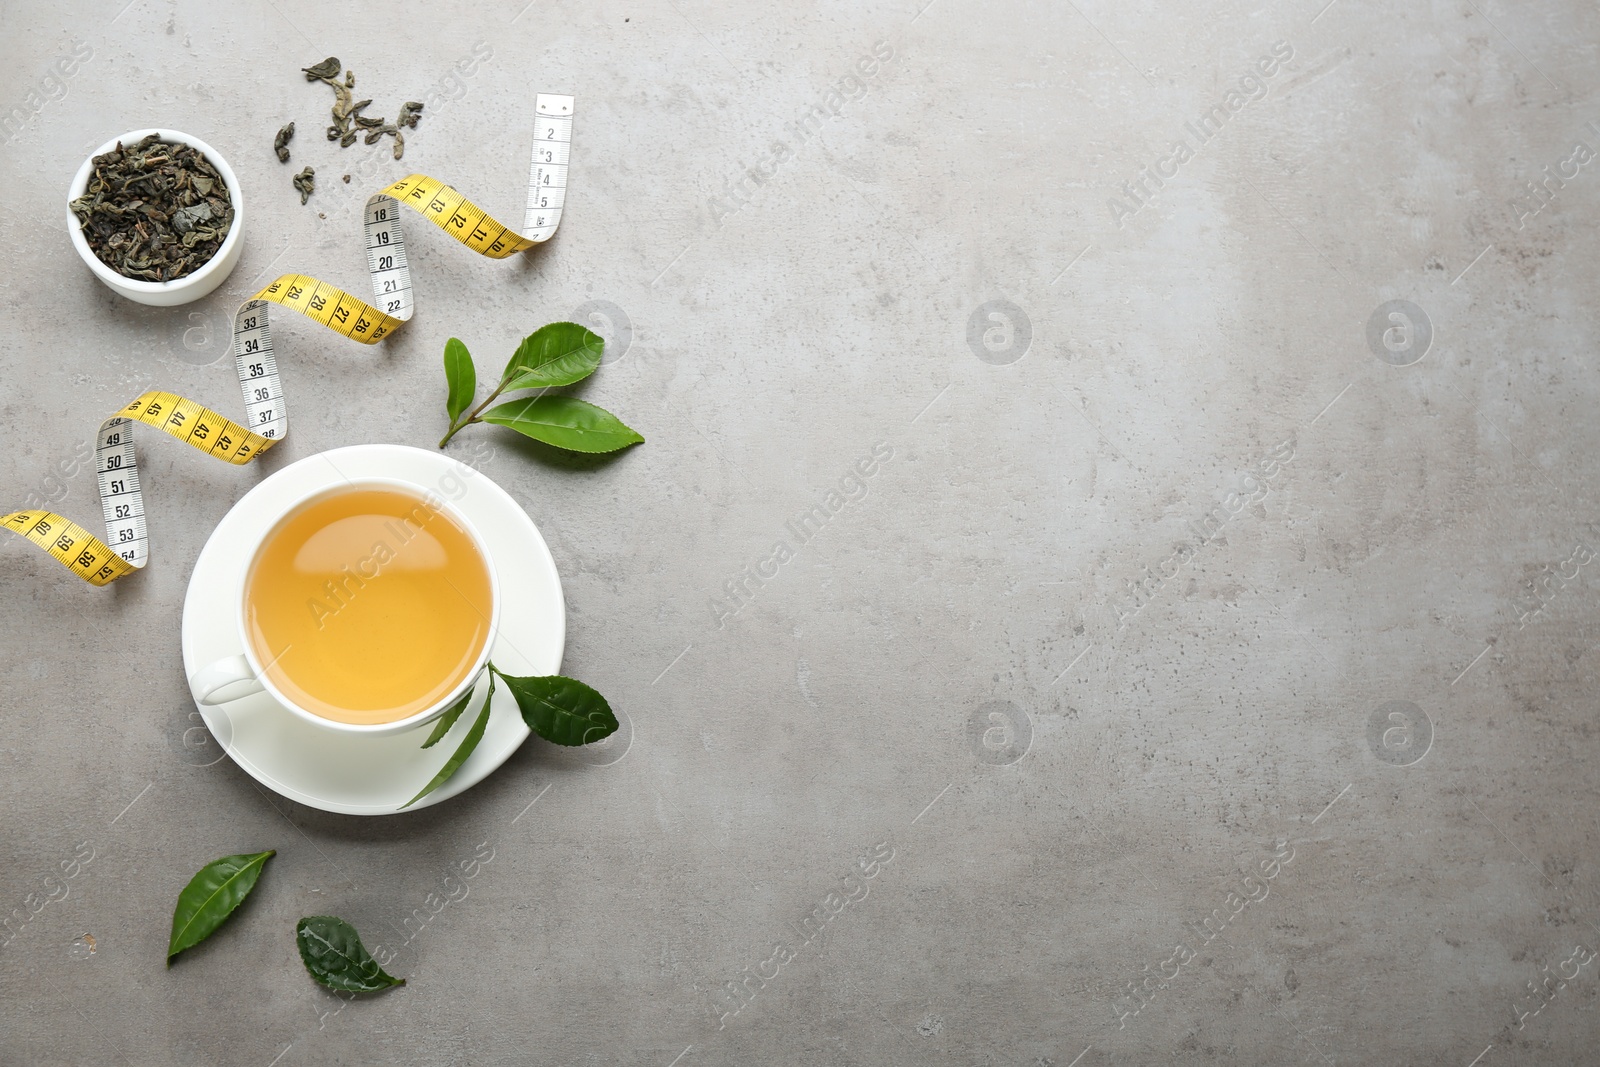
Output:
top-left (4, 94), bottom-right (575, 585)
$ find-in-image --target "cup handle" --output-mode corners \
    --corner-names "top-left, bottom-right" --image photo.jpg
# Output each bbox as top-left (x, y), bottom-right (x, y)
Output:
top-left (190, 654), bottom-right (264, 705)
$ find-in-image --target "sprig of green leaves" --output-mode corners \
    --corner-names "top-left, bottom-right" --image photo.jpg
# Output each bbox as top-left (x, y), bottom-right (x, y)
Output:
top-left (438, 323), bottom-right (643, 453)
top-left (406, 664), bottom-right (620, 807)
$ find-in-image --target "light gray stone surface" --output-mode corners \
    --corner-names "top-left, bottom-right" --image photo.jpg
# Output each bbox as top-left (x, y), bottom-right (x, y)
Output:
top-left (3, 0), bottom-right (1600, 1063)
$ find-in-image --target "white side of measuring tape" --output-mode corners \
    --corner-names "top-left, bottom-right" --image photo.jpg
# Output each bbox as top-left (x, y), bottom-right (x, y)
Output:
top-left (85, 93), bottom-right (575, 576)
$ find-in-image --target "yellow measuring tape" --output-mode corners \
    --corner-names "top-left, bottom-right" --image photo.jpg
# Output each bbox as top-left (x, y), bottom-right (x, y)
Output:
top-left (6, 93), bottom-right (574, 585)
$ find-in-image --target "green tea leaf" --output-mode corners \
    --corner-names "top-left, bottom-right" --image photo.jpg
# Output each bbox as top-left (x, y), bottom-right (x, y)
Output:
top-left (480, 396), bottom-right (644, 454)
top-left (295, 916), bottom-right (405, 993)
top-left (167, 850), bottom-right (275, 964)
top-left (420, 684), bottom-right (476, 750)
top-left (493, 671), bottom-right (618, 747)
top-left (444, 337), bottom-right (476, 424)
top-left (402, 674), bottom-right (494, 808)
top-left (499, 321), bottom-right (604, 392)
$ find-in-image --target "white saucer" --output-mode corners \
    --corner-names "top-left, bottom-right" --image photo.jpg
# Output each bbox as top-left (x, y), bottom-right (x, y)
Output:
top-left (180, 444), bottom-right (564, 816)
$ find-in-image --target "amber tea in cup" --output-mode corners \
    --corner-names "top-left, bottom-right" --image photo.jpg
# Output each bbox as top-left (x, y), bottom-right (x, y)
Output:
top-left (243, 484), bottom-right (494, 726)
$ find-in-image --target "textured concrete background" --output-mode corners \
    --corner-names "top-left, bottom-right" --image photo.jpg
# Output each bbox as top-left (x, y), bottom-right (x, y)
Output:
top-left (2, 0), bottom-right (1598, 1063)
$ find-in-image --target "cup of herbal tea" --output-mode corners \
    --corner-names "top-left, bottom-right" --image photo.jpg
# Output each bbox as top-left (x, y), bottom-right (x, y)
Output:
top-left (67, 129), bottom-right (244, 306)
top-left (187, 477), bottom-right (501, 738)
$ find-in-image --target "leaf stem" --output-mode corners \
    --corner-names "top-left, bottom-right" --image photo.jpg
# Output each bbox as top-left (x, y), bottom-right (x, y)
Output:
top-left (438, 378), bottom-right (511, 448)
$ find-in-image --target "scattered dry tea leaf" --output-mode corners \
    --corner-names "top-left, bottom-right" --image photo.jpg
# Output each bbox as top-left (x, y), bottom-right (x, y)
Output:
top-left (302, 56), bottom-right (340, 81)
top-left (294, 58), bottom-right (423, 166)
top-left (274, 122), bottom-right (294, 163)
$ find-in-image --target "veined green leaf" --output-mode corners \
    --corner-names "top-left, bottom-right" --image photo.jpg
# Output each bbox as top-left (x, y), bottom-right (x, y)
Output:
top-left (420, 684), bottom-right (476, 750)
top-left (492, 671), bottom-right (618, 747)
top-left (167, 850), bottom-right (275, 964)
top-left (402, 673), bottom-right (494, 808)
top-left (295, 916), bottom-right (405, 992)
top-left (444, 337), bottom-right (476, 424)
top-left (499, 321), bottom-right (604, 392)
top-left (480, 396), bottom-right (644, 454)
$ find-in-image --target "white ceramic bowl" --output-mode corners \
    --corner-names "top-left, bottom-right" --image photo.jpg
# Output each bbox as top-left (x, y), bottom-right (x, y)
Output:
top-left (66, 128), bottom-right (244, 306)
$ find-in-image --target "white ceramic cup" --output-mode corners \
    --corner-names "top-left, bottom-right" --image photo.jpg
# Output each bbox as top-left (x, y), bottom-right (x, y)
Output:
top-left (67, 129), bottom-right (244, 306)
top-left (187, 477), bottom-right (501, 738)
